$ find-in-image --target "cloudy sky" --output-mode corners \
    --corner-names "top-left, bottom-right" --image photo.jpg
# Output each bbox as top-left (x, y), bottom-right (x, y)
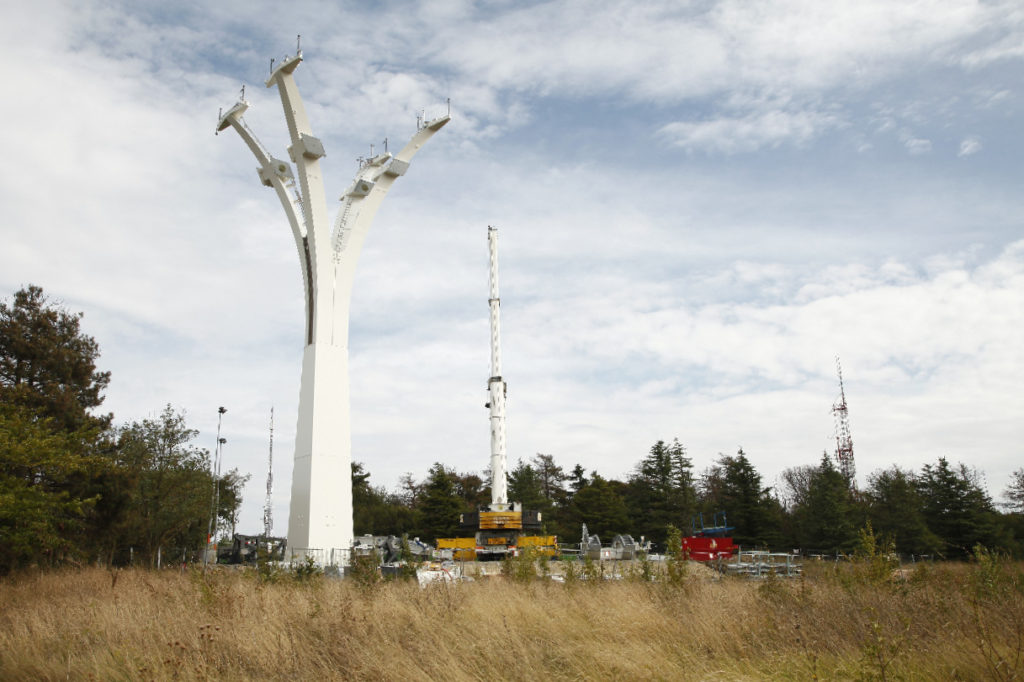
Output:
top-left (1, 0), bottom-right (1021, 534)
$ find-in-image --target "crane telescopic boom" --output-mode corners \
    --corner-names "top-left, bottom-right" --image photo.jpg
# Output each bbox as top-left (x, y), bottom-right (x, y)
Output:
top-left (487, 226), bottom-right (509, 509)
top-left (440, 226), bottom-right (551, 561)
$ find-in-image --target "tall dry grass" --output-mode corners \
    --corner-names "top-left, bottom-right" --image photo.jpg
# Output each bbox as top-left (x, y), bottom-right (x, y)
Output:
top-left (0, 557), bottom-right (1021, 681)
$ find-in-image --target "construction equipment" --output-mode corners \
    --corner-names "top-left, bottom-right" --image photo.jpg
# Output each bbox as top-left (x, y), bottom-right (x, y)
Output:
top-left (216, 533), bottom-right (287, 564)
top-left (352, 534), bottom-right (432, 564)
top-left (441, 227), bottom-right (556, 560)
top-left (680, 512), bottom-right (735, 561)
top-left (459, 504), bottom-right (549, 559)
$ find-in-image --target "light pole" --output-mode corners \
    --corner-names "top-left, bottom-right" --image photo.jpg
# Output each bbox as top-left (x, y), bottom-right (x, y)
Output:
top-left (205, 406), bottom-right (226, 567)
top-left (213, 436), bottom-right (227, 540)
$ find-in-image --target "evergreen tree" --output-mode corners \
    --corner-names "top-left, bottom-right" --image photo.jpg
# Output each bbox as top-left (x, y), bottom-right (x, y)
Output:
top-left (917, 457), bottom-right (1000, 557)
top-left (352, 462), bottom-right (420, 537)
top-left (795, 453), bottom-right (858, 553)
top-left (568, 464), bottom-right (587, 496)
top-left (700, 449), bottom-right (780, 547)
top-left (532, 453), bottom-right (567, 506)
top-left (0, 402), bottom-right (111, 572)
top-left (569, 473), bottom-right (631, 539)
top-left (417, 463), bottom-right (464, 542)
top-left (508, 458), bottom-right (547, 512)
top-left (1003, 468), bottom-right (1024, 514)
top-left (0, 286), bottom-right (116, 571)
top-left (865, 466), bottom-right (940, 555)
top-left (627, 439), bottom-right (696, 547)
top-left (668, 440), bottom-right (697, 507)
top-left (352, 461), bottom-right (380, 534)
top-left (454, 471), bottom-right (489, 510)
top-left (0, 285), bottom-right (111, 432)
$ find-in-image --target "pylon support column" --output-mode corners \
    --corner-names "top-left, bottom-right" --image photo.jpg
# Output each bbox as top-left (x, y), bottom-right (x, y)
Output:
top-left (218, 50), bottom-right (449, 561)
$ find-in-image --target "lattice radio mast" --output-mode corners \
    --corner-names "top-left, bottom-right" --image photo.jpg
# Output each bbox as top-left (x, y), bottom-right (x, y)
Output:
top-left (832, 356), bottom-right (856, 487)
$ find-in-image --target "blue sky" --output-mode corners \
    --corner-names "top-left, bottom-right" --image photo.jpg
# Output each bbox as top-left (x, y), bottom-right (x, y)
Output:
top-left (1, 0), bottom-right (1021, 534)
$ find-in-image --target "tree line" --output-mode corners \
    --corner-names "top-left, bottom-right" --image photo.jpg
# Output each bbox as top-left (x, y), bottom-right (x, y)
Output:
top-left (0, 286), bottom-right (246, 573)
top-left (355, 441), bottom-right (1024, 559)
top-left (3, 285), bottom-right (1022, 573)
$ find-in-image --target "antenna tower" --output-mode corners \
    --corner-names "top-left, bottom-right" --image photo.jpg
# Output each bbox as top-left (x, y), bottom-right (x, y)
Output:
top-left (264, 407), bottom-right (274, 538)
top-left (832, 356), bottom-right (856, 486)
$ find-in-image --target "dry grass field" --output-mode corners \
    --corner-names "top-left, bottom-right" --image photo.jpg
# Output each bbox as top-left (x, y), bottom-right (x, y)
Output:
top-left (1, 555), bottom-right (1021, 681)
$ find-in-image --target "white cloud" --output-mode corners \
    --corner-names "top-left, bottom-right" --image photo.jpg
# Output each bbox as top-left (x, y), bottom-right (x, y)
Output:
top-left (958, 135), bottom-right (982, 156)
top-left (419, 0), bottom-right (1012, 101)
top-left (659, 108), bottom-right (838, 153)
top-left (903, 136), bottom-right (933, 155)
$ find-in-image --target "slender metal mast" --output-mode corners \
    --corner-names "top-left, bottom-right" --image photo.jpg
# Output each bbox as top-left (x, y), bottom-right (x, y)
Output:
top-left (264, 407), bottom-right (274, 539)
top-left (487, 226), bottom-right (508, 508)
top-left (833, 356), bottom-right (856, 487)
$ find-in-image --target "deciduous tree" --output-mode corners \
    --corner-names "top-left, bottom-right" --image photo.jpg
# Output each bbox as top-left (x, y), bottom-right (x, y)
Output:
top-left (113, 405), bottom-right (242, 563)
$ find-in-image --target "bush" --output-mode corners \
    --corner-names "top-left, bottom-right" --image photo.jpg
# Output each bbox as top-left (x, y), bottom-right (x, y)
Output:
top-left (290, 555), bottom-right (322, 583)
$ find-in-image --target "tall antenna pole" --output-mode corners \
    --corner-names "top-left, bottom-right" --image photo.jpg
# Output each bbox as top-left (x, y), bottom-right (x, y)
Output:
top-left (264, 407), bottom-right (274, 539)
top-left (832, 356), bottom-right (856, 488)
top-left (487, 226), bottom-right (508, 509)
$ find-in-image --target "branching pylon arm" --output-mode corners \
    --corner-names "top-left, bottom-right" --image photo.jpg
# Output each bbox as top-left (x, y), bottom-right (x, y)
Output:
top-left (331, 114), bottom-right (451, 269)
top-left (217, 100), bottom-right (313, 341)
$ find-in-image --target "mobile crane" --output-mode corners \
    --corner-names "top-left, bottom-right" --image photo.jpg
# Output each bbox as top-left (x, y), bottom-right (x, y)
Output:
top-left (437, 227), bottom-right (555, 561)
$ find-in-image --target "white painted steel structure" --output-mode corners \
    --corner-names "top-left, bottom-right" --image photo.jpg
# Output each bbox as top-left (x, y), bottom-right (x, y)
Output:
top-left (217, 50), bottom-right (449, 559)
top-left (486, 227), bottom-right (509, 510)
